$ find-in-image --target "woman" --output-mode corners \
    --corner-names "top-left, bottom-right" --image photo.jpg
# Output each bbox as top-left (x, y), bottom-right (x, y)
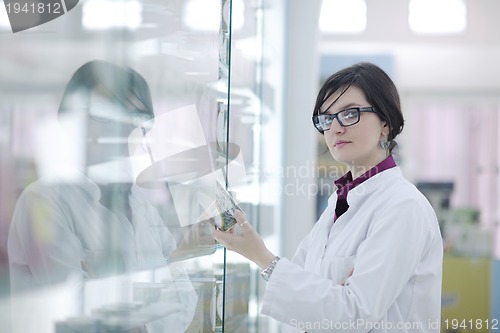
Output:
top-left (8, 60), bottom-right (196, 333)
top-left (9, 60), bottom-right (173, 287)
top-left (214, 62), bottom-right (443, 333)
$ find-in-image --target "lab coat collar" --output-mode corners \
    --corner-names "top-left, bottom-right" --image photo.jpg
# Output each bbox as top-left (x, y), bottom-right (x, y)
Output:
top-left (346, 166), bottom-right (403, 206)
top-left (334, 155), bottom-right (397, 199)
top-left (327, 167), bottom-right (402, 206)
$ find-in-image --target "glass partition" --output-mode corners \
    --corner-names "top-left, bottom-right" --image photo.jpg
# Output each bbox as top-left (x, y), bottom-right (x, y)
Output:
top-left (0, 0), bottom-right (272, 332)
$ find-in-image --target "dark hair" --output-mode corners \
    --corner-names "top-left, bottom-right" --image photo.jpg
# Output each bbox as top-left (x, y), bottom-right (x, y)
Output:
top-left (58, 60), bottom-right (154, 128)
top-left (313, 62), bottom-right (404, 153)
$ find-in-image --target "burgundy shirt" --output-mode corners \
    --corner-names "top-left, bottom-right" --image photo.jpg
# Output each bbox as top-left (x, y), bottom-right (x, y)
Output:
top-left (333, 155), bottom-right (397, 221)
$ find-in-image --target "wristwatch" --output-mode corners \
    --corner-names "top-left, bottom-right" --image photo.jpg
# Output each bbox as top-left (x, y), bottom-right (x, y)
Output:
top-left (260, 256), bottom-right (281, 281)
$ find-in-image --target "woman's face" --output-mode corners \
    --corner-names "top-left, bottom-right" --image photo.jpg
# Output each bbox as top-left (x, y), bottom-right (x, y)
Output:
top-left (85, 91), bottom-right (136, 165)
top-left (321, 85), bottom-right (389, 173)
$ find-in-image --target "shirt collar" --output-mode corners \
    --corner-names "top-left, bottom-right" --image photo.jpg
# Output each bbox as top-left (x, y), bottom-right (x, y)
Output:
top-left (334, 155), bottom-right (397, 199)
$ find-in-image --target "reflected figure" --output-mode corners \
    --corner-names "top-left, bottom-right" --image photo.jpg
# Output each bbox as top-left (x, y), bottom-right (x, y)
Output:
top-left (8, 60), bottom-right (196, 333)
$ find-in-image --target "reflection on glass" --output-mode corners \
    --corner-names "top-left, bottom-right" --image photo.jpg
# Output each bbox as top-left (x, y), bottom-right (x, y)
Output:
top-left (0, 0), bottom-right (263, 332)
top-left (8, 60), bottom-right (197, 333)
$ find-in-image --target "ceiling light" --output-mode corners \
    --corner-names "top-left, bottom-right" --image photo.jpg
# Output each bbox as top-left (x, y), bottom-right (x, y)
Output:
top-left (409, 0), bottom-right (466, 34)
top-left (319, 0), bottom-right (367, 34)
top-left (183, 0), bottom-right (221, 31)
top-left (183, 0), bottom-right (244, 32)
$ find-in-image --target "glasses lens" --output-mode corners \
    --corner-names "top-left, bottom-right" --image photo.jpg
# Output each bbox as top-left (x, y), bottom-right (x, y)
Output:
top-left (313, 114), bottom-right (333, 131)
top-left (313, 108), bottom-right (363, 131)
top-left (338, 109), bottom-right (360, 126)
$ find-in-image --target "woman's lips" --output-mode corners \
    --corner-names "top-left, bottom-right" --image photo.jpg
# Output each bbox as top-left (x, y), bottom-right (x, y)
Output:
top-left (335, 140), bottom-right (351, 148)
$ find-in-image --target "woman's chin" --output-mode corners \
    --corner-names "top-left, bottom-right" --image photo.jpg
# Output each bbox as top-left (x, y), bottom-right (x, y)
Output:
top-left (331, 153), bottom-right (353, 164)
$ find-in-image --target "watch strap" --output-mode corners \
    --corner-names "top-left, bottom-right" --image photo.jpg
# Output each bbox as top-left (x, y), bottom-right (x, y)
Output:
top-left (260, 256), bottom-right (281, 281)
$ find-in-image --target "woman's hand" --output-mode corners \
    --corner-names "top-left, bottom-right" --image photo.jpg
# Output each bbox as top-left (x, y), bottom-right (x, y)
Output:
top-left (212, 210), bottom-right (276, 269)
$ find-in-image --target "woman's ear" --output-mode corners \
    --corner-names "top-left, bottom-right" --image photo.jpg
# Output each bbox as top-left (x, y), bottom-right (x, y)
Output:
top-left (381, 122), bottom-right (390, 136)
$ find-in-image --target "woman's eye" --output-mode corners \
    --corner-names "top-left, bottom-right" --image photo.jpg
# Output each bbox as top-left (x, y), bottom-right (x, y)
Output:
top-left (343, 110), bottom-right (357, 119)
top-left (319, 115), bottom-right (332, 124)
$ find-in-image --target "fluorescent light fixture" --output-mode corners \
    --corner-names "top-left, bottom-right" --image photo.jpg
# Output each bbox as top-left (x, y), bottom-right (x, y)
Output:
top-left (319, 0), bottom-right (367, 34)
top-left (409, 0), bottom-right (466, 34)
top-left (183, 0), bottom-right (244, 32)
top-left (183, 0), bottom-right (221, 31)
top-left (83, 0), bottom-right (142, 31)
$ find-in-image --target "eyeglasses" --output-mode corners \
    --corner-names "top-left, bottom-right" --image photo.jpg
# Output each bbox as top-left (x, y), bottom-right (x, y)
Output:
top-left (312, 107), bottom-right (376, 132)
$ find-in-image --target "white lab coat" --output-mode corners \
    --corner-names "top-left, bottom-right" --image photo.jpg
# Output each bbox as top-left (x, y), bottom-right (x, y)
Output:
top-left (8, 175), bottom-right (197, 333)
top-left (8, 177), bottom-right (176, 288)
top-left (262, 167), bottom-right (443, 333)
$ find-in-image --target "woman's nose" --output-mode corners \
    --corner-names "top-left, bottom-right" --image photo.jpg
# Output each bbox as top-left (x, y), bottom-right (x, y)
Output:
top-left (330, 117), bottom-right (345, 133)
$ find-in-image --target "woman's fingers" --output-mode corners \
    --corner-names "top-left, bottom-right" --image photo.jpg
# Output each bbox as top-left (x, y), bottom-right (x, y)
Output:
top-left (233, 209), bottom-right (247, 223)
top-left (211, 213), bottom-right (271, 266)
top-left (213, 229), bottom-right (232, 249)
top-left (212, 221), bottom-right (250, 253)
top-left (340, 268), bottom-right (354, 286)
top-left (213, 228), bottom-right (230, 243)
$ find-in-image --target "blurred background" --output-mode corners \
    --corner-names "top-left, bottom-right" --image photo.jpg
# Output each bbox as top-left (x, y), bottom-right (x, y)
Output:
top-left (0, 0), bottom-right (499, 332)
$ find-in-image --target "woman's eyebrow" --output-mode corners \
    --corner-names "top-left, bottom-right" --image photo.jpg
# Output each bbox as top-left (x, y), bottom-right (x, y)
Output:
top-left (321, 102), bottom-right (361, 114)
top-left (337, 102), bottom-right (361, 110)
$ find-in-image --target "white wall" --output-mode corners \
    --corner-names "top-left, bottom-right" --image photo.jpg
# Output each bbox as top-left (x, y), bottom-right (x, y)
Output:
top-left (319, 0), bottom-right (500, 92)
top-left (281, 0), bottom-right (322, 259)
